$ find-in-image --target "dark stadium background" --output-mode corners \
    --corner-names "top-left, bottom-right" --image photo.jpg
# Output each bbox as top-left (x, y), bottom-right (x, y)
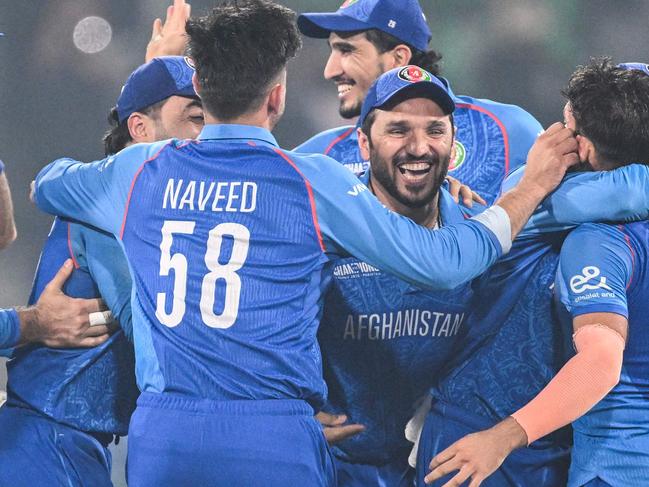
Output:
top-left (0, 1), bottom-right (647, 485)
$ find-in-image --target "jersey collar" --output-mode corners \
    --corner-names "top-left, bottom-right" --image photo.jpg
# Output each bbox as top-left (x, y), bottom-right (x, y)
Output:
top-left (198, 124), bottom-right (279, 148)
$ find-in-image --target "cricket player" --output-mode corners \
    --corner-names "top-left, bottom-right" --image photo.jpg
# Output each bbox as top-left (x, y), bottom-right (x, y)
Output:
top-left (318, 63), bottom-right (649, 487)
top-left (31, 1), bottom-right (582, 485)
top-left (296, 0), bottom-right (542, 204)
top-left (0, 56), bottom-right (202, 487)
top-left (420, 59), bottom-right (649, 487)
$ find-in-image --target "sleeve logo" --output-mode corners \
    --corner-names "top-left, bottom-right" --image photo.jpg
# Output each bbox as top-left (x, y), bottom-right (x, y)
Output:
top-left (570, 266), bottom-right (612, 294)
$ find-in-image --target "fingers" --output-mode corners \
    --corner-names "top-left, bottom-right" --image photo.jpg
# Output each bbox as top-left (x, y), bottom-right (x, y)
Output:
top-left (429, 445), bottom-right (457, 470)
top-left (459, 186), bottom-right (474, 207)
top-left (472, 192), bottom-right (487, 206)
top-left (440, 466), bottom-right (473, 487)
top-left (469, 475), bottom-right (485, 487)
top-left (150, 18), bottom-right (163, 41)
top-left (84, 324), bottom-right (110, 337)
top-left (323, 423), bottom-right (365, 444)
top-left (425, 455), bottom-right (462, 484)
top-left (165, 5), bottom-right (174, 25)
top-left (316, 412), bottom-right (349, 427)
top-left (542, 121), bottom-right (566, 136)
top-left (76, 334), bottom-right (111, 348)
top-left (43, 259), bottom-right (74, 293)
top-left (76, 297), bottom-right (108, 314)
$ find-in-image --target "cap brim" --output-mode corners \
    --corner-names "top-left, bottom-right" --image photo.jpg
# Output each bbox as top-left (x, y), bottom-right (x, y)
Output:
top-left (175, 85), bottom-right (198, 98)
top-left (298, 12), bottom-right (372, 38)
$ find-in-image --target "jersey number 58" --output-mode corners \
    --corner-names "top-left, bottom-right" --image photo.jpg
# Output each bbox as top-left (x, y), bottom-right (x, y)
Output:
top-left (155, 220), bottom-right (250, 329)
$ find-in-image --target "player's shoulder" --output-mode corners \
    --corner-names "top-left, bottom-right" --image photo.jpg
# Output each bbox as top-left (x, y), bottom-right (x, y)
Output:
top-left (454, 94), bottom-right (541, 131)
top-left (294, 125), bottom-right (357, 154)
top-left (562, 223), bottom-right (634, 262)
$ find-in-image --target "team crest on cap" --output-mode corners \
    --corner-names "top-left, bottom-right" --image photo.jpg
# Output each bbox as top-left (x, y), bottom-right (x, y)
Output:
top-left (448, 141), bottom-right (466, 172)
top-left (398, 66), bottom-right (432, 83)
top-left (340, 0), bottom-right (359, 8)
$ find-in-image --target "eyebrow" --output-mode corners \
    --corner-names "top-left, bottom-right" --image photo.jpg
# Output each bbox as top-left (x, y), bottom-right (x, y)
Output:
top-left (328, 40), bottom-right (356, 51)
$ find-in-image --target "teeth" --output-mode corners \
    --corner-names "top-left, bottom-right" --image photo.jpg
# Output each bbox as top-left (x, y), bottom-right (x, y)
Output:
top-left (400, 162), bottom-right (431, 171)
top-left (337, 84), bottom-right (353, 96)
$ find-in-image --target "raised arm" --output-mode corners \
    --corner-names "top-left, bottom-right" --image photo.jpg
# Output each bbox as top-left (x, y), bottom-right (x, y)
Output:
top-left (506, 163), bottom-right (649, 235)
top-left (145, 0), bottom-right (191, 62)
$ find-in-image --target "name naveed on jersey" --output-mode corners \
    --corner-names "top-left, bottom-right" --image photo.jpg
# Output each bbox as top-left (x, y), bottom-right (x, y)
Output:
top-left (162, 179), bottom-right (258, 212)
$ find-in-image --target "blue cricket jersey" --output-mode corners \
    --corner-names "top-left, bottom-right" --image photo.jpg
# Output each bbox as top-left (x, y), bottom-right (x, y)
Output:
top-left (6, 218), bottom-right (138, 436)
top-left (296, 81), bottom-right (542, 204)
top-left (319, 183), bottom-right (480, 465)
top-left (33, 124), bottom-right (509, 410)
top-left (556, 222), bottom-right (649, 487)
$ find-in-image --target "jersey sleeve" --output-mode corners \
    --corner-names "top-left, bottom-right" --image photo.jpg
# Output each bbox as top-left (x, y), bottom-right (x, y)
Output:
top-left (72, 224), bottom-right (134, 341)
top-left (505, 164), bottom-right (649, 235)
top-left (291, 152), bottom-right (510, 291)
top-left (0, 308), bottom-right (20, 354)
top-left (293, 126), bottom-right (355, 154)
top-left (556, 223), bottom-right (633, 318)
top-left (34, 140), bottom-right (172, 236)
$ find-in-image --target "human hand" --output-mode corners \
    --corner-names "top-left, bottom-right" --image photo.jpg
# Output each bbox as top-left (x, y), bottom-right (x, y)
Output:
top-left (445, 176), bottom-right (486, 208)
top-left (145, 0), bottom-right (191, 62)
top-left (316, 411), bottom-right (366, 445)
top-left (424, 417), bottom-right (527, 486)
top-left (19, 259), bottom-right (113, 348)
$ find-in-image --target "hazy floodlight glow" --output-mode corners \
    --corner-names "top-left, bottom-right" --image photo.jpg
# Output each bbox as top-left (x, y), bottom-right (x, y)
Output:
top-left (73, 16), bottom-right (112, 54)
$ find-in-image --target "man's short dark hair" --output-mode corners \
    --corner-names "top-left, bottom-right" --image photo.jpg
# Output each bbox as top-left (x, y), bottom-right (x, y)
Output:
top-left (338, 29), bottom-right (442, 76)
top-left (563, 57), bottom-right (649, 167)
top-left (102, 100), bottom-right (165, 155)
top-left (186, 0), bottom-right (301, 121)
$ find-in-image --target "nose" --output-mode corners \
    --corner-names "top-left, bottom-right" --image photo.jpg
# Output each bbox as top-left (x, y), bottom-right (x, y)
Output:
top-left (406, 132), bottom-right (431, 158)
top-left (324, 51), bottom-right (343, 81)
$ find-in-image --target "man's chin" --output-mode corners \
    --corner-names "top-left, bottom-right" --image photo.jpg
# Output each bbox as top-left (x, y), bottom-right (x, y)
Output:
top-left (339, 102), bottom-right (362, 120)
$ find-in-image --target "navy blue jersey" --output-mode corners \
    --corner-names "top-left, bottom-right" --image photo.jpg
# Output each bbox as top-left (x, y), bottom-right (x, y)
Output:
top-left (7, 218), bottom-right (137, 435)
top-left (34, 124), bottom-right (509, 411)
top-left (296, 82), bottom-right (542, 204)
top-left (556, 222), bottom-right (649, 487)
top-left (319, 187), bottom-right (479, 465)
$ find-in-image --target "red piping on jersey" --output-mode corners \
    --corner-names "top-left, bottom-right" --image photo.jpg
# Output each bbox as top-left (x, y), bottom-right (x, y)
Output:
top-left (618, 224), bottom-right (636, 290)
top-left (456, 103), bottom-right (511, 175)
top-left (273, 149), bottom-right (326, 252)
top-left (324, 127), bottom-right (355, 156)
top-left (66, 222), bottom-right (80, 269)
top-left (119, 142), bottom-right (174, 239)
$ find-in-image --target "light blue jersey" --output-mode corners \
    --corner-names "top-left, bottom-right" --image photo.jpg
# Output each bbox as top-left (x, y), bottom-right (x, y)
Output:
top-left (296, 81), bottom-right (542, 204)
top-left (556, 222), bottom-right (649, 487)
top-left (0, 308), bottom-right (19, 352)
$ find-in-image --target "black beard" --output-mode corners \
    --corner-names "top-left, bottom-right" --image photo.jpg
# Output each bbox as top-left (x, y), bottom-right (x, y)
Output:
top-left (370, 149), bottom-right (450, 209)
top-left (339, 100), bottom-right (362, 119)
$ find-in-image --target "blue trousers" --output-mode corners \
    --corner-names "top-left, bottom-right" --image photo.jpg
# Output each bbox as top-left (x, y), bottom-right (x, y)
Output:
top-left (127, 392), bottom-right (336, 487)
top-left (416, 399), bottom-right (570, 487)
top-left (334, 450), bottom-right (414, 487)
top-left (0, 405), bottom-right (113, 487)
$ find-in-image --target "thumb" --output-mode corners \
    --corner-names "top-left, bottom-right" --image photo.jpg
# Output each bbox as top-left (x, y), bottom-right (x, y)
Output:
top-left (150, 18), bottom-right (163, 40)
top-left (44, 259), bottom-right (74, 293)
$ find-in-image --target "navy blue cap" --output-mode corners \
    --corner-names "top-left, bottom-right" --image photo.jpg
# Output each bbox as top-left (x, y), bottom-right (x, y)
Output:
top-left (618, 62), bottom-right (649, 76)
top-left (359, 65), bottom-right (455, 126)
top-left (298, 0), bottom-right (431, 52)
top-left (116, 56), bottom-right (197, 123)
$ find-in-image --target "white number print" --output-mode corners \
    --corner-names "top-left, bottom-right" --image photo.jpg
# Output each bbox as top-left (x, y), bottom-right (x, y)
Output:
top-left (156, 220), bottom-right (196, 327)
top-left (201, 223), bottom-right (250, 328)
top-left (155, 220), bottom-right (250, 329)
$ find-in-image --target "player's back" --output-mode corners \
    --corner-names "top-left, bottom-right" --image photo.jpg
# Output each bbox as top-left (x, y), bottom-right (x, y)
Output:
top-left (122, 136), bottom-right (330, 408)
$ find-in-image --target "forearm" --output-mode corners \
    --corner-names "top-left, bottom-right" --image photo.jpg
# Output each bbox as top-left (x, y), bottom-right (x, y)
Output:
top-left (0, 172), bottom-right (17, 249)
top-left (495, 180), bottom-right (547, 240)
top-left (511, 324), bottom-right (624, 444)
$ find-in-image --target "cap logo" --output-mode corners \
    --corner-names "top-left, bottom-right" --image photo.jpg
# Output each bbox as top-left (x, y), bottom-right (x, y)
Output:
top-left (184, 56), bottom-right (196, 70)
top-left (388, 20), bottom-right (396, 28)
top-left (340, 0), bottom-right (359, 8)
top-left (398, 66), bottom-right (432, 83)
